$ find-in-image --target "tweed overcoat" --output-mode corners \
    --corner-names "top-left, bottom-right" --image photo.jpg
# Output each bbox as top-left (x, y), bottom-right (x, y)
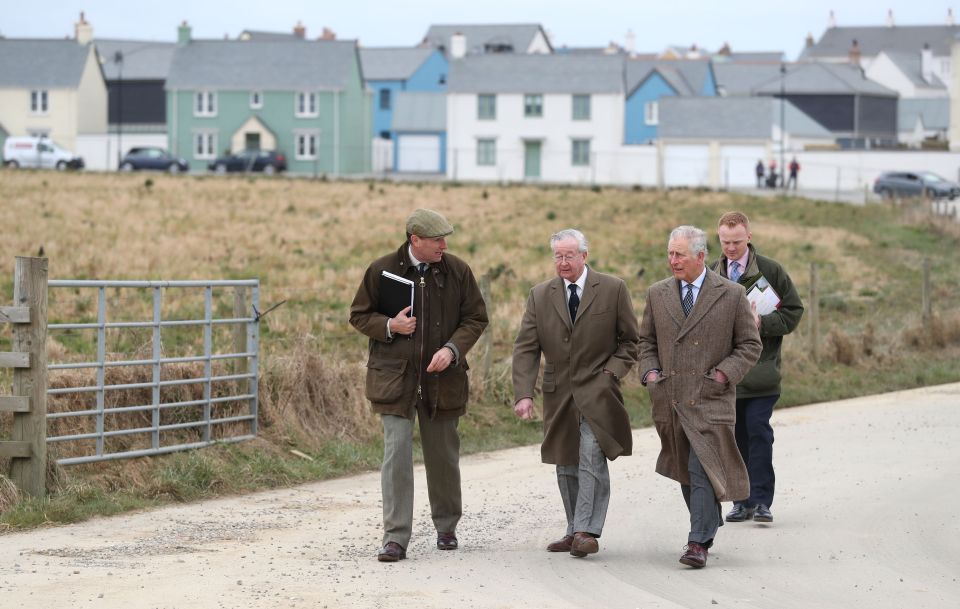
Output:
top-left (638, 269), bottom-right (762, 501)
top-left (513, 268), bottom-right (640, 465)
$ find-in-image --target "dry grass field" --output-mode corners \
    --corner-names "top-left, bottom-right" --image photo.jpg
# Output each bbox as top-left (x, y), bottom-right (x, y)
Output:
top-left (1, 170), bottom-right (959, 524)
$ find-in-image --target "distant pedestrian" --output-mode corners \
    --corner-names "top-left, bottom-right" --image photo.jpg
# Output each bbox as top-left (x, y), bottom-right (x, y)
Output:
top-left (766, 159), bottom-right (778, 189)
top-left (786, 157), bottom-right (800, 190)
top-left (755, 160), bottom-right (765, 188)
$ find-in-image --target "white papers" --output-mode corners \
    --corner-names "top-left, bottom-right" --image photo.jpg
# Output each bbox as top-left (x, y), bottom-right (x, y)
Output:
top-left (745, 276), bottom-right (781, 315)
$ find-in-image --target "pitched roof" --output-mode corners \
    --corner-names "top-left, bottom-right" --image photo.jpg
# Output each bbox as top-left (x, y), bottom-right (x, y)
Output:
top-left (165, 40), bottom-right (358, 90)
top-left (801, 25), bottom-right (960, 58)
top-left (882, 51), bottom-right (948, 89)
top-left (899, 98), bottom-right (949, 130)
top-left (659, 97), bottom-right (832, 139)
top-left (751, 62), bottom-right (897, 96)
top-left (238, 30), bottom-right (302, 41)
top-left (95, 39), bottom-right (175, 80)
top-left (0, 39), bottom-right (94, 88)
top-left (392, 92), bottom-right (446, 131)
top-left (721, 51), bottom-right (785, 63)
top-left (447, 53), bottom-right (623, 94)
top-left (359, 47), bottom-right (437, 81)
top-left (626, 59), bottom-right (712, 97)
top-left (712, 62), bottom-right (785, 96)
top-left (423, 24), bottom-right (550, 55)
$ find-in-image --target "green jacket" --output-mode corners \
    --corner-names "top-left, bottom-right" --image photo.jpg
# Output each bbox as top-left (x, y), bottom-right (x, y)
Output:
top-left (710, 244), bottom-right (804, 398)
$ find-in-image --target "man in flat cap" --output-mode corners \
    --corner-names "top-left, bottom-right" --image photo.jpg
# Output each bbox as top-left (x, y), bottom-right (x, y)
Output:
top-left (350, 208), bottom-right (488, 562)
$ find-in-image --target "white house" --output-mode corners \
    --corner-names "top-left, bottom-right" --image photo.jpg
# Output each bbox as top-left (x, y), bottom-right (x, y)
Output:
top-left (422, 24), bottom-right (552, 56)
top-left (445, 53), bottom-right (625, 183)
top-left (865, 49), bottom-right (948, 99)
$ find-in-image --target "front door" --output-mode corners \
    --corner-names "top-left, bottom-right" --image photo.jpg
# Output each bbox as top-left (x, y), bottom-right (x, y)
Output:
top-left (524, 140), bottom-right (541, 179)
top-left (245, 133), bottom-right (261, 151)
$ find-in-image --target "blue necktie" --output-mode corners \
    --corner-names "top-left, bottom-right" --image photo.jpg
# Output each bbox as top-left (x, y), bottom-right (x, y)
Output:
top-left (729, 261), bottom-right (742, 282)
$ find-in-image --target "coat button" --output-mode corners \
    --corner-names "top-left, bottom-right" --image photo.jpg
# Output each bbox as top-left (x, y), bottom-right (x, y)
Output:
top-left (694, 341), bottom-right (699, 346)
top-left (671, 400), bottom-right (678, 405)
top-left (689, 400), bottom-right (695, 405)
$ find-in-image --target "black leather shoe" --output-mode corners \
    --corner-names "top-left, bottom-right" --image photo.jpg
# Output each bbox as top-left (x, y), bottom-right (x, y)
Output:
top-left (437, 531), bottom-right (458, 550)
top-left (725, 503), bottom-right (756, 522)
top-left (377, 541), bottom-right (406, 562)
top-left (753, 504), bottom-right (773, 523)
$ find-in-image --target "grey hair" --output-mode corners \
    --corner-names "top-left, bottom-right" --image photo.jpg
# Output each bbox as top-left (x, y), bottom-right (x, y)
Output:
top-left (550, 229), bottom-right (588, 253)
top-left (669, 225), bottom-right (708, 257)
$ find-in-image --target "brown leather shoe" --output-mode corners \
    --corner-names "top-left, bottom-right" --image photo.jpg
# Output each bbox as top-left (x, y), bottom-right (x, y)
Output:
top-left (679, 542), bottom-right (708, 568)
top-left (546, 534), bottom-right (574, 552)
top-left (377, 541), bottom-right (406, 562)
top-left (570, 532), bottom-right (599, 557)
top-left (437, 531), bottom-right (458, 550)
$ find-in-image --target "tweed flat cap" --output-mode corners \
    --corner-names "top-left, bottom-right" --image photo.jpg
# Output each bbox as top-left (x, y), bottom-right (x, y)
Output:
top-left (406, 208), bottom-right (454, 238)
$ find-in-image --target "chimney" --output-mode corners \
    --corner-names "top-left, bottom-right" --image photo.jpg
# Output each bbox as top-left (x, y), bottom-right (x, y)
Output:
top-left (848, 38), bottom-right (861, 65)
top-left (921, 43), bottom-right (934, 84)
top-left (75, 11), bottom-right (92, 45)
top-left (805, 32), bottom-right (815, 48)
top-left (828, 10), bottom-right (836, 29)
top-left (949, 8), bottom-right (956, 26)
top-left (886, 9), bottom-right (895, 28)
top-left (450, 32), bottom-right (466, 59)
top-left (178, 21), bottom-right (192, 45)
top-left (718, 42), bottom-right (732, 56)
top-left (625, 29), bottom-right (636, 56)
top-left (293, 21), bottom-right (306, 39)
top-left (320, 27), bottom-right (336, 40)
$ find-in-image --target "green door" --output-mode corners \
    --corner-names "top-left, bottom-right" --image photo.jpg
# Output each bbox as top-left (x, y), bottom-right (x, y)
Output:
top-left (524, 140), bottom-right (541, 179)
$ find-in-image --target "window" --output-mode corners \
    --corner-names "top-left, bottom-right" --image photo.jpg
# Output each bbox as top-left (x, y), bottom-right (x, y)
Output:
top-left (379, 89), bottom-right (391, 110)
top-left (193, 131), bottom-right (217, 159)
top-left (195, 90), bottom-right (217, 116)
top-left (30, 89), bottom-right (49, 114)
top-left (477, 139), bottom-right (496, 166)
top-left (572, 94), bottom-right (591, 120)
top-left (296, 91), bottom-right (318, 117)
top-left (250, 91), bottom-right (263, 109)
top-left (295, 132), bottom-right (319, 160)
top-left (644, 101), bottom-right (659, 125)
top-left (477, 94), bottom-right (496, 120)
top-left (524, 94), bottom-right (543, 118)
top-left (571, 139), bottom-right (591, 166)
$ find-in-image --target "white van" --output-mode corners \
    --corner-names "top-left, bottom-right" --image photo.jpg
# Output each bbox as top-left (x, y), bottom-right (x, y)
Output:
top-left (2, 136), bottom-right (84, 170)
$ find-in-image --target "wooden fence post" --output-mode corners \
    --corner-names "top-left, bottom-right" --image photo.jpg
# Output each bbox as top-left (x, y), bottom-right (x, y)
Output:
top-left (7, 257), bottom-right (48, 497)
top-left (809, 262), bottom-right (819, 365)
top-left (921, 258), bottom-right (932, 327)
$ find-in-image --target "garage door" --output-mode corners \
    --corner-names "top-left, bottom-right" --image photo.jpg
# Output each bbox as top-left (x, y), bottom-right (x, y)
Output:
top-left (720, 145), bottom-right (766, 188)
top-left (397, 135), bottom-right (441, 173)
top-left (663, 145), bottom-right (709, 187)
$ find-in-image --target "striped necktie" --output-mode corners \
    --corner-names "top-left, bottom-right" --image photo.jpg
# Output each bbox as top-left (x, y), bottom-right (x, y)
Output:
top-left (682, 284), bottom-right (694, 317)
top-left (729, 261), bottom-right (742, 282)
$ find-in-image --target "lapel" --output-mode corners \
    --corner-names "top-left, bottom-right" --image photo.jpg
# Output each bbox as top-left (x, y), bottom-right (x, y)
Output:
top-left (574, 269), bottom-right (601, 321)
top-left (678, 269), bottom-right (724, 340)
top-left (549, 277), bottom-right (573, 332)
top-left (662, 279), bottom-right (687, 329)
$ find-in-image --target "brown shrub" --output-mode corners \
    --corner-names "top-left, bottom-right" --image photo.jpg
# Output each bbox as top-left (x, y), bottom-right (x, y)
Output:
top-left (826, 328), bottom-right (858, 366)
top-left (0, 474), bottom-right (20, 513)
top-left (902, 312), bottom-right (960, 350)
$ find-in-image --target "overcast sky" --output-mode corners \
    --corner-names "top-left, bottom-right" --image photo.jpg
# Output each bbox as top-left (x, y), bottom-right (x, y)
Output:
top-left (3, 1), bottom-right (956, 59)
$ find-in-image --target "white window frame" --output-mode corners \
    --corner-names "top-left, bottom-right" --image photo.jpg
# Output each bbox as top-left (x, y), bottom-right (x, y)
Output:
top-left (193, 130), bottom-right (218, 160)
top-left (476, 138), bottom-right (496, 166)
top-left (524, 94), bottom-right (544, 118)
top-left (477, 94), bottom-right (496, 120)
top-left (295, 130), bottom-right (320, 160)
top-left (572, 94), bottom-right (591, 120)
top-left (250, 91), bottom-right (263, 109)
top-left (30, 89), bottom-right (49, 115)
top-left (644, 100), bottom-right (659, 126)
top-left (296, 91), bottom-right (319, 118)
top-left (571, 139), bottom-right (591, 166)
top-left (194, 90), bottom-right (217, 117)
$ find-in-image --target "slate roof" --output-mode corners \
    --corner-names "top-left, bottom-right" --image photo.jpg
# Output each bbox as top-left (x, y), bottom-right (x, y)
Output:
top-left (238, 30), bottom-right (302, 41)
top-left (0, 39), bottom-right (95, 88)
top-left (423, 24), bottom-right (550, 55)
top-left (659, 97), bottom-right (832, 139)
top-left (447, 53), bottom-right (623, 94)
top-left (165, 40), bottom-right (358, 90)
top-left (744, 62), bottom-right (898, 96)
top-left (95, 39), bottom-right (175, 80)
top-left (801, 25), bottom-right (960, 59)
top-left (359, 47), bottom-right (436, 81)
top-left (720, 51), bottom-right (785, 63)
top-left (626, 59), bottom-right (713, 97)
top-left (882, 51), bottom-right (948, 89)
top-left (712, 62), bottom-right (784, 96)
top-left (392, 92), bottom-right (446, 131)
top-left (899, 98), bottom-right (949, 130)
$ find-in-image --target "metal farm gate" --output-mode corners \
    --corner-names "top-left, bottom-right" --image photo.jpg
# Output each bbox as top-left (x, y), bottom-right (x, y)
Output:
top-left (45, 279), bottom-right (260, 465)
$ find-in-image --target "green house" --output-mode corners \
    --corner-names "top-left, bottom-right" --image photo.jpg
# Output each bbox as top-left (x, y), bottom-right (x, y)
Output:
top-left (165, 24), bottom-right (371, 175)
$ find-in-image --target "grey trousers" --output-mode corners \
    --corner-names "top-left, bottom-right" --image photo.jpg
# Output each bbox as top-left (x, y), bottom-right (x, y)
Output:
top-left (556, 417), bottom-right (610, 537)
top-left (381, 406), bottom-right (461, 549)
top-left (680, 447), bottom-right (722, 545)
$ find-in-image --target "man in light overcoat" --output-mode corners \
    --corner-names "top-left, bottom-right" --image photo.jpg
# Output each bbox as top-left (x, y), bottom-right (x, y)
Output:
top-left (639, 225), bottom-right (761, 568)
top-left (513, 229), bottom-right (640, 558)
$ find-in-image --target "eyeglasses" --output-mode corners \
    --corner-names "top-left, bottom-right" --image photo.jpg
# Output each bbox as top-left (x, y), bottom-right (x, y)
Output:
top-left (553, 254), bottom-right (582, 263)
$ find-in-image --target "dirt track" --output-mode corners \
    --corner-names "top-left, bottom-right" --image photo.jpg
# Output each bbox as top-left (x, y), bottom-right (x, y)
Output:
top-left (1, 383), bottom-right (958, 609)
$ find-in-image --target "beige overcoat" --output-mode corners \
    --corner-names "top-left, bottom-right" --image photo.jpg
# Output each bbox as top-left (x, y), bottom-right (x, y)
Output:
top-left (513, 269), bottom-right (640, 465)
top-left (638, 269), bottom-right (761, 501)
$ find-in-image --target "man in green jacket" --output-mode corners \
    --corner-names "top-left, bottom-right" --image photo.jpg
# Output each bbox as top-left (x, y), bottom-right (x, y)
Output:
top-left (349, 209), bottom-right (488, 562)
top-left (711, 211), bottom-right (804, 524)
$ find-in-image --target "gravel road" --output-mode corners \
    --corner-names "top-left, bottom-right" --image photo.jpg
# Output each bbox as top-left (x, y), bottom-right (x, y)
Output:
top-left (1, 383), bottom-right (958, 609)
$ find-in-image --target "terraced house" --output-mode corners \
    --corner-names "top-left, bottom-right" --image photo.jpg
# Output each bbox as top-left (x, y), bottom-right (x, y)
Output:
top-left (165, 23), bottom-right (371, 174)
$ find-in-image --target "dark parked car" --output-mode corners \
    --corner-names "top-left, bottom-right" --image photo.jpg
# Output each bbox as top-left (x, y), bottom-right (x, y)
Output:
top-left (120, 147), bottom-right (188, 173)
top-left (208, 150), bottom-right (287, 175)
top-left (873, 171), bottom-right (960, 200)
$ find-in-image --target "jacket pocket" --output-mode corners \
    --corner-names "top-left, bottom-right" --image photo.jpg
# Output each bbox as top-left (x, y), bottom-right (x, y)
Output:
top-left (438, 361), bottom-right (469, 410)
top-left (648, 376), bottom-right (671, 423)
top-left (542, 363), bottom-right (556, 393)
top-left (365, 356), bottom-right (408, 403)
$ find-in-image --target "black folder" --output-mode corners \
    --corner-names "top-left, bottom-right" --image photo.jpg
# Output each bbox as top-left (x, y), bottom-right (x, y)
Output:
top-left (379, 270), bottom-right (414, 317)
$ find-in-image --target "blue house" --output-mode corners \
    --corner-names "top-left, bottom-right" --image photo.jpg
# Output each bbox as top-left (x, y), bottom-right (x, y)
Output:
top-left (624, 59), bottom-right (717, 144)
top-left (358, 47), bottom-right (447, 140)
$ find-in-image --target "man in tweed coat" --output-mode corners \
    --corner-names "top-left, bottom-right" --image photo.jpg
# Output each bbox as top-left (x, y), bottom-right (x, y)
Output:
top-left (639, 226), bottom-right (761, 568)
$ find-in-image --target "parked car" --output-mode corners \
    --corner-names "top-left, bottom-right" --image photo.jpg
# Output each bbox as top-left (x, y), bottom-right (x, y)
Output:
top-left (873, 171), bottom-right (960, 200)
top-left (2, 135), bottom-right (84, 170)
top-left (120, 147), bottom-right (188, 173)
top-left (208, 150), bottom-right (287, 175)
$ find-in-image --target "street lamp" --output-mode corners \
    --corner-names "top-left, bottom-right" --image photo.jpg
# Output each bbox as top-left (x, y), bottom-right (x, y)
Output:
top-left (114, 50), bottom-right (124, 169)
top-left (779, 62), bottom-right (786, 190)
